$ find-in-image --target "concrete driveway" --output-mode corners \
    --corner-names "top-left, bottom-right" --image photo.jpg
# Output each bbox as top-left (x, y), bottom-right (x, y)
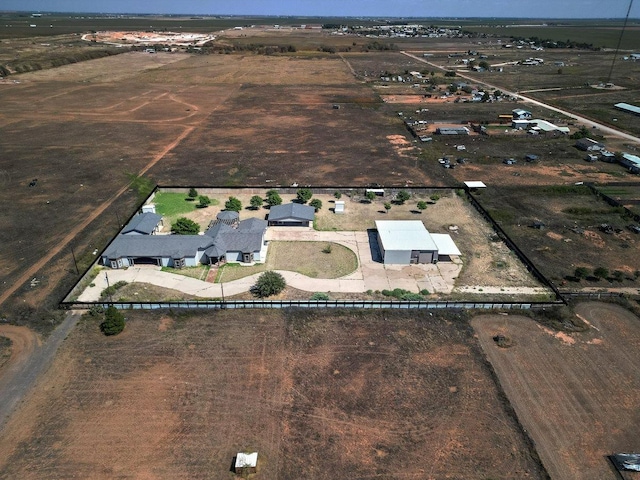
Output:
top-left (78, 227), bottom-right (461, 300)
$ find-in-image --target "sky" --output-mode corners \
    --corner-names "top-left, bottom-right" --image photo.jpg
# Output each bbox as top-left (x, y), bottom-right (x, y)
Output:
top-left (1, 0), bottom-right (639, 19)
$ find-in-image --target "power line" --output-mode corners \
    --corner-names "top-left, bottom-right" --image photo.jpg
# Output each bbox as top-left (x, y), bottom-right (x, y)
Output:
top-left (608, 0), bottom-right (635, 84)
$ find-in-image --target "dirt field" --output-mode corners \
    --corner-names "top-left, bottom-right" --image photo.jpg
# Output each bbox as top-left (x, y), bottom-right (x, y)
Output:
top-left (472, 302), bottom-right (640, 480)
top-left (0, 309), bottom-right (546, 479)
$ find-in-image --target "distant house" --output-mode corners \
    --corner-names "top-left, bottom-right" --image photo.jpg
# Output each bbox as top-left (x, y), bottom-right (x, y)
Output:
top-left (121, 212), bottom-right (163, 235)
top-left (512, 119), bottom-right (531, 130)
top-left (620, 153), bottom-right (640, 173)
top-left (528, 119), bottom-right (570, 134)
top-left (614, 102), bottom-right (640, 116)
top-left (512, 109), bottom-right (532, 120)
top-left (524, 154), bottom-right (539, 162)
top-left (600, 151), bottom-right (617, 163)
top-left (235, 452), bottom-right (258, 475)
top-left (585, 153), bottom-right (599, 162)
top-left (575, 138), bottom-right (605, 151)
top-left (267, 203), bottom-right (315, 227)
top-left (375, 220), bottom-right (460, 265)
top-left (436, 126), bottom-right (470, 135)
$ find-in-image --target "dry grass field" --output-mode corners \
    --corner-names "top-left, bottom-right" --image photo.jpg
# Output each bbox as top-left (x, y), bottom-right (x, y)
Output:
top-left (472, 302), bottom-right (640, 480)
top-left (0, 50), bottom-right (439, 329)
top-left (0, 309), bottom-right (546, 479)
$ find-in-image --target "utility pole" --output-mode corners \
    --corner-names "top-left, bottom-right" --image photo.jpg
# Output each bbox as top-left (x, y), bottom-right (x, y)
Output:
top-left (70, 245), bottom-right (79, 275)
top-left (105, 272), bottom-right (113, 304)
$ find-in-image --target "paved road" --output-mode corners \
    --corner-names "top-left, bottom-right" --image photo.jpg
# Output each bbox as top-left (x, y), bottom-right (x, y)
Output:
top-left (0, 310), bottom-right (82, 432)
top-left (400, 51), bottom-right (640, 145)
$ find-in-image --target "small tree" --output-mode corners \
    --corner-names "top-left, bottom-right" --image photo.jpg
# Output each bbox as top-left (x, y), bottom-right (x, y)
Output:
top-left (266, 189), bottom-right (282, 207)
top-left (430, 194), bottom-right (440, 203)
top-left (310, 292), bottom-right (330, 300)
top-left (365, 191), bottom-right (376, 202)
top-left (171, 217), bottom-right (200, 235)
top-left (251, 271), bottom-right (286, 298)
top-left (309, 198), bottom-right (322, 211)
top-left (197, 195), bottom-right (211, 208)
top-left (417, 201), bottom-right (427, 212)
top-left (250, 195), bottom-right (263, 210)
top-left (384, 202), bottom-right (392, 213)
top-left (296, 187), bottom-right (313, 204)
top-left (188, 188), bottom-right (198, 201)
top-left (334, 191), bottom-right (342, 199)
top-left (396, 190), bottom-right (410, 204)
top-left (574, 267), bottom-right (590, 279)
top-left (100, 306), bottom-right (125, 336)
top-left (593, 267), bottom-right (609, 279)
top-left (225, 196), bottom-right (242, 212)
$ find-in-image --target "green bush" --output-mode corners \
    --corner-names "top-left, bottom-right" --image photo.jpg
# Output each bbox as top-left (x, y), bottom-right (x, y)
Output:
top-left (420, 289), bottom-right (430, 295)
top-left (296, 188), bottom-right (313, 204)
top-left (224, 196), bottom-right (242, 212)
top-left (171, 217), bottom-right (200, 235)
top-left (251, 271), bottom-right (286, 298)
top-left (310, 292), bottom-right (330, 301)
top-left (310, 198), bottom-right (322, 211)
top-left (100, 306), bottom-right (125, 336)
top-left (100, 281), bottom-right (128, 299)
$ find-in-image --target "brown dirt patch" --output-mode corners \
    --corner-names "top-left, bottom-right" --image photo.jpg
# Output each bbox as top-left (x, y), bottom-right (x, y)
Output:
top-left (0, 310), bottom-right (545, 479)
top-left (472, 302), bottom-right (640, 480)
top-left (0, 325), bottom-right (40, 374)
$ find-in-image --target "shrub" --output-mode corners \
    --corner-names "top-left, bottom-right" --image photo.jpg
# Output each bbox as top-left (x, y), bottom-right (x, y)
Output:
top-left (384, 202), bottom-right (391, 212)
top-left (430, 194), bottom-right (440, 202)
top-left (171, 217), bottom-right (200, 235)
top-left (322, 244), bottom-right (332, 254)
top-left (400, 293), bottom-right (424, 301)
top-left (100, 280), bottom-right (128, 299)
top-left (365, 191), bottom-right (376, 202)
top-left (224, 196), bottom-right (242, 212)
top-left (100, 306), bottom-right (125, 336)
top-left (266, 189), bottom-right (282, 206)
top-left (574, 267), bottom-right (590, 279)
top-left (396, 190), bottom-right (410, 204)
top-left (420, 289), bottom-right (430, 295)
top-left (334, 191), bottom-right (342, 199)
top-left (188, 188), bottom-right (198, 200)
top-left (416, 201), bottom-right (427, 211)
top-left (197, 195), bottom-right (211, 208)
top-left (310, 198), bottom-right (322, 211)
top-left (251, 271), bottom-right (286, 298)
top-left (310, 292), bottom-right (330, 301)
top-left (593, 267), bottom-right (609, 278)
top-left (250, 195), bottom-right (263, 209)
top-left (296, 188), bottom-right (313, 204)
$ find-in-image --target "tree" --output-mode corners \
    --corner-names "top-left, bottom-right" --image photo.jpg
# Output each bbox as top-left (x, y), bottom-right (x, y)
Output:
top-left (593, 267), bottom-right (609, 279)
top-left (365, 191), bottom-right (376, 202)
top-left (396, 190), bottom-right (410, 204)
top-left (250, 195), bottom-right (263, 210)
top-left (334, 191), bottom-right (342, 199)
top-left (266, 189), bottom-right (282, 207)
top-left (478, 60), bottom-right (490, 70)
top-left (100, 306), bottom-right (125, 336)
top-left (384, 202), bottom-right (392, 213)
top-left (225, 196), bottom-right (242, 212)
top-left (494, 89), bottom-right (503, 98)
top-left (171, 217), bottom-right (200, 235)
top-left (309, 198), bottom-right (322, 211)
top-left (197, 195), bottom-right (211, 208)
top-left (296, 187), bottom-right (313, 204)
top-left (188, 188), bottom-right (198, 200)
top-left (574, 266), bottom-right (590, 279)
top-left (416, 201), bottom-right (427, 212)
top-left (310, 292), bottom-right (330, 300)
top-left (430, 194), bottom-right (440, 202)
top-left (251, 271), bottom-right (286, 298)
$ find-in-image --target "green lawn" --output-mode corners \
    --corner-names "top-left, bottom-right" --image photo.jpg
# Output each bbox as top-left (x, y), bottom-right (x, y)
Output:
top-left (153, 192), bottom-right (198, 216)
top-left (161, 265), bottom-right (210, 281)
top-left (217, 241), bottom-right (358, 282)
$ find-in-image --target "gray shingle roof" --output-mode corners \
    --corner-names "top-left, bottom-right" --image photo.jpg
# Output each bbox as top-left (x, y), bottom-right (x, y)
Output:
top-left (103, 235), bottom-right (213, 259)
top-left (268, 203), bottom-right (315, 222)
top-left (217, 210), bottom-right (239, 221)
top-left (203, 218), bottom-right (268, 257)
top-left (121, 212), bottom-right (162, 235)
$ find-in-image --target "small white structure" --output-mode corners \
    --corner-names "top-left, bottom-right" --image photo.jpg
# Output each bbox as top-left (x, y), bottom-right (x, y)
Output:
top-left (463, 181), bottom-right (486, 190)
top-left (235, 452), bottom-right (258, 475)
top-left (141, 203), bottom-right (156, 214)
top-left (334, 200), bottom-right (345, 214)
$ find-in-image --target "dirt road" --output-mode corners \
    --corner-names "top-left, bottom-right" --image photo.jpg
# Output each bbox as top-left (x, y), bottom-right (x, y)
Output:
top-left (472, 303), bottom-right (640, 479)
top-left (0, 311), bottom-right (82, 432)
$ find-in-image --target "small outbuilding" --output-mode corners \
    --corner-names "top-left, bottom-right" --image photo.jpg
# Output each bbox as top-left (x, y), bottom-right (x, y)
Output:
top-left (334, 200), bottom-right (345, 214)
top-left (575, 137), bottom-right (605, 151)
top-left (235, 452), bottom-right (258, 475)
top-left (268, 203), bottom-right (315, 227)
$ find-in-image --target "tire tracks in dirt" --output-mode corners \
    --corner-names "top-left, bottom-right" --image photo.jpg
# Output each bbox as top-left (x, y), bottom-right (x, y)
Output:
top-left (0, 125), bottom-right (193, 307)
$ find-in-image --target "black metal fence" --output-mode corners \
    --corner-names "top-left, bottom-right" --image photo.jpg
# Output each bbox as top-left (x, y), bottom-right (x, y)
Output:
top-left (61, 299), bottom-right (563, 311)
